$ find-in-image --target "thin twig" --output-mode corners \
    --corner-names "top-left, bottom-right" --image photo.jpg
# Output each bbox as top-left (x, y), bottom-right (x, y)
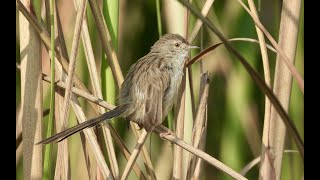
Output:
top-left (121, 130), bottom-right (149, 180)
top-left (187, 38), bottom-right (276, 66)
top-left (240, 150), bottom-right (299, 176)
top-left (154, 126), bottom-right (247, 180)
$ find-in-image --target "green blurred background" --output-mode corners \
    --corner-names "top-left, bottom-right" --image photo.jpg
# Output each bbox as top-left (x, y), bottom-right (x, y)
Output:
top-left (16, 0), bottom-right (304, 179)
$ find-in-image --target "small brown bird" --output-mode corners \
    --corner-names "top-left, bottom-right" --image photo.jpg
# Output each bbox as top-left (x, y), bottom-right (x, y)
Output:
top-left (37, 34), bottom-right (198, 144)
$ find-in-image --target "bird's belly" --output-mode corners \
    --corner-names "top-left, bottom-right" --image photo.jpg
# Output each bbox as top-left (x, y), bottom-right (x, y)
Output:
top-left (163, 70), bottom-right (183, 115)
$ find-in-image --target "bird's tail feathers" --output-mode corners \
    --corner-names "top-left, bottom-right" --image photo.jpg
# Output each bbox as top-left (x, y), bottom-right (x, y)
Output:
top-left (36, 105), bottom-right (127, 144)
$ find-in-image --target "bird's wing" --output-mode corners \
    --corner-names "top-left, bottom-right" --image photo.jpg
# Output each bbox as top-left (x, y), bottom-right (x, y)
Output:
top-left (142, 67), bottom-right (170, 131)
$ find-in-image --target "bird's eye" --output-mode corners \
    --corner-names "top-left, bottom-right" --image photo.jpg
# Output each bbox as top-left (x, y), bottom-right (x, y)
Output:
top-left (175, 43), bottom-right (180, 47)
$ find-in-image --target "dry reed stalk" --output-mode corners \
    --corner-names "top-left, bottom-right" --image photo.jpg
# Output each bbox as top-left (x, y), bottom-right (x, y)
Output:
top-left (74, 0), bottom-right (120, 178)
top-left (19, 0), bottom-right (43, 179)
top-left (259, 0), bottom-right (303, 179)
top-left (53, 5), bottom-right (70, 180)
top-left (186, 73), bottom-right (209, 179)
top-left (54, 0), bottom-right (87, 179)
top-left (70, 97), bottom-right (114, 179)
top-left (121, 130), bottom-right (150, 180)
top-left (87, 0), bottom-right (123, 87)
top-left (234, 0), bottom-right (304, 93)
top-left (173, 71), bottom-right (187, 179)
top-left (50, 45), bottom-right (114, 179)
top-left (178, 0), bottom-right (304, 159)
top-left (247, 0), bottom-right (271, 157)
top-left (130, 127), bottom-right (157, 179)
top-left (154, 126), bottom-right (247, 180)
top-left (17, 0), bottom-right (102, 117)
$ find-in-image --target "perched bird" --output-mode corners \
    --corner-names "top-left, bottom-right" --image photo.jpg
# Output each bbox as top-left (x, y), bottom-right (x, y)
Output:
top-left (37, 33), bottom-right (198, 144)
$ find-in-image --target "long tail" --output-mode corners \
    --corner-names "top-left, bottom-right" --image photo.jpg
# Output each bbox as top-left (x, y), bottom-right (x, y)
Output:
top-left (36, 105), bottom-right (127, 144)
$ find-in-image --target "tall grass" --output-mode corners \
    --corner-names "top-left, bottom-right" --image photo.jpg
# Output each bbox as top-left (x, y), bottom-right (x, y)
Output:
top-left (16, 0), bottom-right (304, 179)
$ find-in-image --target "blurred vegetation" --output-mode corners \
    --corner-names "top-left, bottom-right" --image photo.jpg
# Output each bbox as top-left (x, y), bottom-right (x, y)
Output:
top-left (16, 0), bottom-right (303, 179)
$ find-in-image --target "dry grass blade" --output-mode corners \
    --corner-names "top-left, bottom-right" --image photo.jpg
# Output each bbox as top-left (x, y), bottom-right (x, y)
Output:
top-left (121, 130), bottom-right (150, 180)
top-left (234, 0), bottom-right (304, 94)
top-left (154, 125), bottom-right (247, 180)
top-left (130, 125), bottom-right (157, 179)
top-left (45, 77), bottom-right (114, 109)
top-left (70, 97), bottom-right (114, 179)
top-left (240, 157), bottom-right (260, 176)
top-left (188, 0), bottom-right (215, 43)
top-left (79, 132), bottom-right (92, 179)
top-left (247, 1), bottom-right (272, 159)
top-left (55, 5), bottom-right (70, 60)
top-left (48, 42), bottom-right (113, 179)
top-left (74, 0), bottom-right (120, 177)
top-left (173, 70), bottom-right (187, 180)
top-left (17, 0), bottom-right (101, 116)
top-left (19, 0), bottom-right (43, 178)
top-left (178, 0), bottom-right (304, 159)
top-left (241, 150), bottom-right (299, 176)
top-left (53, 6), bottom-right (70, 180)
top-left (101, 128), bottom-right (119, 178)
top-left (187, 38), bottom-right (276, 66)
top-left (55, 0), bottom-right (87, 179)
top-left (259, 0), bottom-right (303, 179)
top-left (59, 0), bottom-right (87, 132)
top-left (109, 126), bottom-right (147, 180)
top-left (186, 73), bottom-right (209, 179)
top-left (87, 0), bottom-right (124, 87)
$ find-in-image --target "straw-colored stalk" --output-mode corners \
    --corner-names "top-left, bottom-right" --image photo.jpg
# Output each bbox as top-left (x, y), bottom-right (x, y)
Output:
top-left (186, 73), bottom-right (209, 179)
top-left (19, 0), bottom-right (43, 179)
top-left (53, 0), bottom-right (87, 179)
top-left (259, 0), bottom-right (302, 179)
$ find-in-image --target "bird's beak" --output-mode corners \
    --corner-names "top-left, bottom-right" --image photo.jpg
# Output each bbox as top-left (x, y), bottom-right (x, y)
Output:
top-left (188, 45), bottom-right (200, 49)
